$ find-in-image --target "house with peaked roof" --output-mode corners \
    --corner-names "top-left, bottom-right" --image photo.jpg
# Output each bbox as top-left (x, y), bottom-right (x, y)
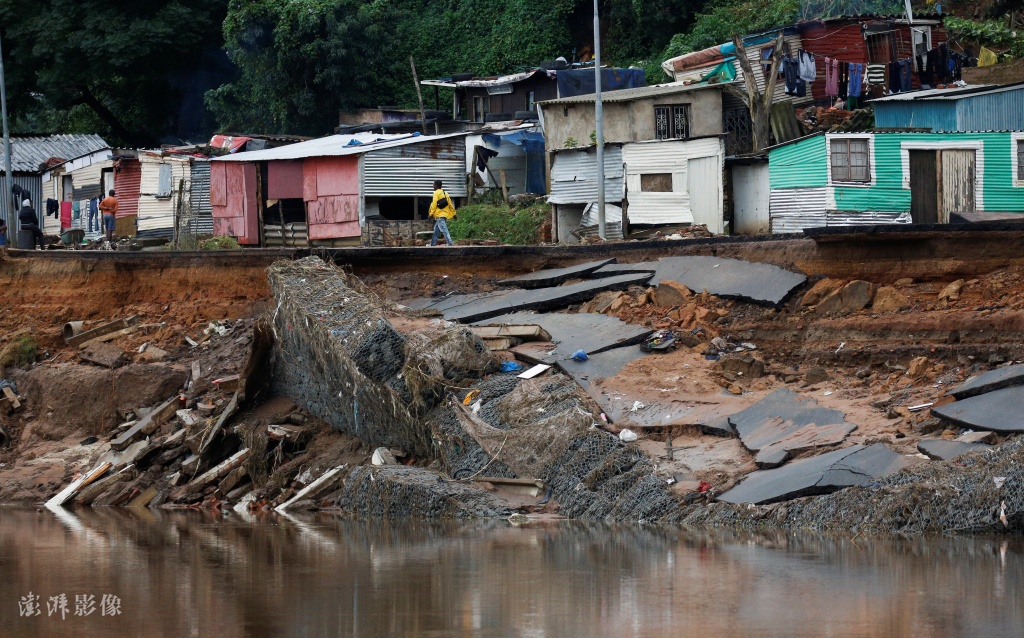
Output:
top-left (211, 132), bottom-right (468, 247)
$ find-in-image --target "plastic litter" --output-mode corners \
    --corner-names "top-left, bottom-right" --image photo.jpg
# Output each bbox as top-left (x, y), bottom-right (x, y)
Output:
top-left (618, 429), bottom-right (638, 442)
top-left (499, 361), bottom-right (522, 373)
top-left (994, 476), bottom-right (1007, 488)
top-left (463, 389), bottom-right (481, 405)
top-left (630, 401), bottom-right (646, 412)
top-left (571, 349), bottom-right (588, 362)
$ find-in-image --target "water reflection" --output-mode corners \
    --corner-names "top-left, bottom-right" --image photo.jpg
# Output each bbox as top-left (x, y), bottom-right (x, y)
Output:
top-left (0, 508), bottom-right (1021, 637)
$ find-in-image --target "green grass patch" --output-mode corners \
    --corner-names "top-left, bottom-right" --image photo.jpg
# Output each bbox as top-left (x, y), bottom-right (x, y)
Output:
top-left (447, 201), bottom-right (550, 245)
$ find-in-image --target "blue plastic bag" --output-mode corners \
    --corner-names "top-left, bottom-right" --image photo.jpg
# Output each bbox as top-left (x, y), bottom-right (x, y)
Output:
top-left (499, 361), bottom-right (522, 373)
top-left (571, 349), bottom-right (588, 362)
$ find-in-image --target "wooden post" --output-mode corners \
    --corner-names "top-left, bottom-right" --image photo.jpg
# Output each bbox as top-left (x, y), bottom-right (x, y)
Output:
top-left (499, 169), bottom-right (509, 205)
top-left (410, 56), bottom-right (428, 135)
top-left (468, 147), bottom-right (479, 204)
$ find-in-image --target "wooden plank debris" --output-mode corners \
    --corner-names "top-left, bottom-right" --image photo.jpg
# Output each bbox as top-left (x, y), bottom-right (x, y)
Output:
top-left (45, 462), bottom-right (113, 508)
top-left (473, 476), bottom-right (545, 497)
top-left (66, 316), bottom-right (138, 347)
top-left (126, 485), bottom-right (159, 509)
top-left (276, 465), bottom-right (345, 512)
top-left (110, 396), bottom-right (180, 451)
top-left (267, 423), bottom-right (310, 445)
top-left (517, 363), bottom-right (551, 379)
top-left (213, 375), bottom-right (240, 392)
top-left (200, 391), bottom-right (239, 454)
top-left (482, 337), bottom-right (521, 351)
top-left (2, 385), bottom-right (20, 409)
top-left (469, 325), bottom-right (552, 341)
top-left (182, 448), bottom-right (250, 496)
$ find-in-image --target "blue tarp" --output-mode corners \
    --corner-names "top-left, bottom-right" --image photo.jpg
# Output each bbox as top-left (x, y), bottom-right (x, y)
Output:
top-left (557, 68), bottom-right (647, 99)
top-left (481, 131), bottom-right (546, 194)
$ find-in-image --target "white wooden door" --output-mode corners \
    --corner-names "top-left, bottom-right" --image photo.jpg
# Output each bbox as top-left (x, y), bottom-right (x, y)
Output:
top-left (687, 156), bottom-right (723, 234)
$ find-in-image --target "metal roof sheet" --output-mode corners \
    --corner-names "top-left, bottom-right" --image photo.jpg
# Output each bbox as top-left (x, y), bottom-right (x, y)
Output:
top-left (539, 81), bottom-right (727, 105)
top-left (4, 134), bottom-right (109, 174)
top-left (870, 83), bottom-right (1024, 103)
top-left (213, 132), bottom-right (469, 162)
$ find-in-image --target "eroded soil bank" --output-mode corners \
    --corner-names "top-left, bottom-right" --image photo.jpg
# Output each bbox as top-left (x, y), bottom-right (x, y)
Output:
top-left (1, 233), bottom-right (1023, 534)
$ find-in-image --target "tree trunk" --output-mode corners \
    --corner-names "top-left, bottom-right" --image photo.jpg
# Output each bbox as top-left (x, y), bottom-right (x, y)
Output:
top-left (76, 84), bottom-right (154, 147)
top-left (726, 33), bottom-right (785, 153)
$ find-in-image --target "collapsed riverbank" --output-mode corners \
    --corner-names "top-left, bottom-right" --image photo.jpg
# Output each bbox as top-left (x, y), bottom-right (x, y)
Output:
top-left (1, 236), bottom-right (1023, 534)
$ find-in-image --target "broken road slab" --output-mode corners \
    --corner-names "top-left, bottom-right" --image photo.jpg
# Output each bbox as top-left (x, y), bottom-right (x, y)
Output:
top-left (590, 261), bottom-right (659, 278)
top-left (931, 386), bottom-right (1024, 433)
top-left (725, 388), bottom-right (857, 464)
top-left (948, 364), bottom-right (1024, 400)
top-left (917, 439), bottom-right (991, 461)
top-left (649, 256), bottom-right (807, 306)
top-left (414, 274), bottom-right (654, 324)
top-left (497, 259), bottom-right (616, 288)
top-left (718, 443), bottom-right (910, 505)
top-left (556, 348), bottom-right (648, 418)
top-left (478, 312), bottom-right (651, 362)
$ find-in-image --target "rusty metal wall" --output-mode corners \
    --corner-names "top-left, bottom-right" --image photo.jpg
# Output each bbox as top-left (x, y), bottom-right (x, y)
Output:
top-left (940, 149), bottom-right (976, 222)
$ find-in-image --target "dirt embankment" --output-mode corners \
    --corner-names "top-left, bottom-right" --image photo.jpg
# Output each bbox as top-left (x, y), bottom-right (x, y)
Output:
top-left (2, 237), bottom-right (1024, 531)
top-left (0, 253), bottom-right (275, 354)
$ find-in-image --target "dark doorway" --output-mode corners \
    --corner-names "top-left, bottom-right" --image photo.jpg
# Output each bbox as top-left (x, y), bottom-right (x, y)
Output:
top-left (909, 150), bottom-right (938, 224)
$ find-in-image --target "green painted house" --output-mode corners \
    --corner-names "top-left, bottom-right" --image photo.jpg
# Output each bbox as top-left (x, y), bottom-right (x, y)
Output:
top-left (763, 131), bottom-right (1024, 232)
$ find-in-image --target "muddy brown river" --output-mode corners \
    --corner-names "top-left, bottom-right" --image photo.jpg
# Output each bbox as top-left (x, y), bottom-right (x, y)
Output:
top-left (0, 508), bottom-right (1021, 637)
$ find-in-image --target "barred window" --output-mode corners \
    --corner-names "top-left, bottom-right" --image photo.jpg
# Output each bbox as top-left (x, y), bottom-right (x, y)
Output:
top-left (1018, 140), bottom-right (1024, 181)
top-left (655, 105), bottom-right (690, 140)
top-left (831, 138), bottom-right (871, 183)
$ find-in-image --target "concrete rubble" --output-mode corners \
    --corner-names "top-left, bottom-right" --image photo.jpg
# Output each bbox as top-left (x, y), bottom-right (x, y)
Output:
top-left (718, 444), bottom-right (912, 505)
top-left (3, 250), bottom-right (1024, 536)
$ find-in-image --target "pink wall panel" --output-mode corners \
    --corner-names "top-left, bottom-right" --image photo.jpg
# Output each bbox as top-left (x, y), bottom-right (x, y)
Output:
top-left (308, 220), bottom-right (361, 240)
top-left (315, 157), bottom-right (359, 197)
top-left (210, 161), bottom-right (227, 207)
top-left (241, 163), bottom-right (259, 245)
top-left (214, 217), bottom-right (246, 237)
top-left (225, 163), bottom-right (246, 216)
top-left (303, 159), bottom-right (318, 202)
top-left (308, 195), bottom-right (359, 226)
top-left (267, 160), bottom-right (304, 200)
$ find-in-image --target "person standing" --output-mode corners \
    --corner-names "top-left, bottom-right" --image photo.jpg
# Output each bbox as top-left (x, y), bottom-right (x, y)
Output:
top-left (428, 180), bottom-right (456, 247)
top-left (99, 189), bottom-right (118, 242)
top-left (18, 198), bottom-right (45, 250)
top-left (0, 216), bottom-right (7, 247)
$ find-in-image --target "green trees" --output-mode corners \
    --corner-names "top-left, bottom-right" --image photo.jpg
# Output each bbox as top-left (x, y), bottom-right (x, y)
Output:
top-left (0, 0), bottom-right (229, 145)
top-left (207, 0), bottom-right (412, 135)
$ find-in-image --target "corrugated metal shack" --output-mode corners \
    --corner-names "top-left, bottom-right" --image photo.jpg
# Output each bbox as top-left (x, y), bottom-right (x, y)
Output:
top-left (212, 132), bottom-right (468, 247)
top-left (871, 83), bottom-right (1024, 132)
top-left (40, 148), bottom-right (115, 238)
top-left (103, 151), bottom-right (214, 240)
top-left (548, 145), bottom-right (626, 242)
top-left (765, 130), bottom-right (1024, 232)
top-left (1, 134), bottom-right (108, 237)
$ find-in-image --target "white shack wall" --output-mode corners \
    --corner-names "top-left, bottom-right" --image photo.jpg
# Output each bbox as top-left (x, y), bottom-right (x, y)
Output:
top-left (138, 157), bottom-right (190, 234)
top-left (622, 137), bottom-right (724, 229)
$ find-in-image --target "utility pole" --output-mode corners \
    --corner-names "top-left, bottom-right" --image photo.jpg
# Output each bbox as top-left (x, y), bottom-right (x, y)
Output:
top-left (593, 0), bottom-right (606, 240)
top-left (0, 31), bottom-right (13, 233)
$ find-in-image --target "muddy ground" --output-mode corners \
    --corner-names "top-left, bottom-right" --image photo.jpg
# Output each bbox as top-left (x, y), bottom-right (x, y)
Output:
top-left (1, 238), bottom-right (1023, 533)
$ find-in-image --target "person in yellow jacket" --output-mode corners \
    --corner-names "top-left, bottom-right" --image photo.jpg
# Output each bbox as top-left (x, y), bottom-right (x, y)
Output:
top-left (428, 180), bottom-right (456, 246)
